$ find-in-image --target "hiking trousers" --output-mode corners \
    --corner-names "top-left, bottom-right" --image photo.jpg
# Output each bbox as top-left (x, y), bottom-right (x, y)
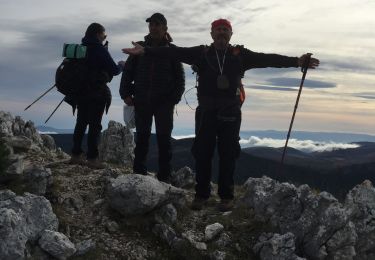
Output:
top-left (72, 100), bottom-right (106, 159)
top-left (133, 102), bottom-right (174, 181)
top-left (192, 105), bottom-right (241, 200)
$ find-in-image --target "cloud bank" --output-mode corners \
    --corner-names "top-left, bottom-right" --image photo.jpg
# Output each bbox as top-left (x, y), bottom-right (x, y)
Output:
top-left (239, 136), bottom-right (359, 152)
top-left (172, 134), bottom-right (360, 153)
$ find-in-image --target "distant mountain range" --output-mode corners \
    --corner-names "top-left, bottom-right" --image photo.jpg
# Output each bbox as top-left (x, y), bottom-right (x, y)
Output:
top-left (38, 126), bottom-right (375, 143)
top-left (37, 126), bottom-right (73, 134)
top-left (49, 133), bottom-right (375, 199)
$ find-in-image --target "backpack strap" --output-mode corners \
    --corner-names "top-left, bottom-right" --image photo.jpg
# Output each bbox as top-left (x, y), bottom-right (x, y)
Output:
top-left (231, 45), bottom-right (246, 105)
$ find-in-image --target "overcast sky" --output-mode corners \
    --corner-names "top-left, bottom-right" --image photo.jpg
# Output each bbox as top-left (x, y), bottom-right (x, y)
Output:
top-left (0, 0), bottom-right (374, 135)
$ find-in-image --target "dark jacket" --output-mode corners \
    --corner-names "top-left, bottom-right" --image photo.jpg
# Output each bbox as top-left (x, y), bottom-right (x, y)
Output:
top-left (145, 44), bottom-right (299, 108)
top-left (119, 35), bottom-right (185, 106)
top-left (79, 36), bottom-right (122, 112)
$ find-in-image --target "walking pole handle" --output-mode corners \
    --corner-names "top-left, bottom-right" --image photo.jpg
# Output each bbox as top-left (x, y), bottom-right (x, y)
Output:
top-left (301, 53), bottom-right (312, 73)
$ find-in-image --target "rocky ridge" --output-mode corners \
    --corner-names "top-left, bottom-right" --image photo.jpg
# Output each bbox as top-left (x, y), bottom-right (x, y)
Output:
top-left (1, 110), bottom-right (375, 259)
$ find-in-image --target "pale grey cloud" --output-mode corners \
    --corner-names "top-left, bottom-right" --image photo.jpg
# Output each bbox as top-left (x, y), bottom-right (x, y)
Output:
top-left (245, 78), bottom-right (336, 92)
top-left (266, 78), bottom-right (336, 89)
top-left (322, 58), bottom-right (375, 74)
top-left (0, 0), bottom-right (374, 134)
top-left (247, 85), bottom-right (297, 92)
top-left (356, 94), bottom-right (375, 100)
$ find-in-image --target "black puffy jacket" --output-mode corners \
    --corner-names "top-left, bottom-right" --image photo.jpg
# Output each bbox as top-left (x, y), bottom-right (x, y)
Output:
top-left (119, 35), bottom-right (185, 105)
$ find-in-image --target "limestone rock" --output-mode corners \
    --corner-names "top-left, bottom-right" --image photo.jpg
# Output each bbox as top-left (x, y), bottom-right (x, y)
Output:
top-left (98, 120), bottom-right (134, 165)
top-left (0, 207), bottom-right (27, 259)
top-left (0, 190), bottom-right (58, 259)
top-left (1, 154), bottom-right (24, 183)
top-left (154, 203), bottom-right (178, 225)
top-left (75, 239), bottom-right (96, 256)
top-left (0, 112), bottom-right (42, 145)
top-left (106, 220), bottom-right (120, 233)
top-left (171, 166), bottom-right (195, 188)
top-left (214, 233), bottom-right (231, 247)
top-left (210, 251), bottom-right (226, 260)
top-left (107, 174), bottom-right (186, 216)
top-left (253, 232), bottom-right (305, 260)
top-left (0, 111), bottom-right (55, 151)
top-left (40, 134), bottom-right (56, 151)
top-left (241, 176), bottom-right (356, 260)
top-left (0, 111), bottom-right (14, 136)
top-left (7, 136), bottom-right (32, 152)
top-left (345, 180), bottom-right (375, 259)
top-left (24, 165), bottom-right (53, 195)
top-left (205, 223), bottom-right (224, 241)
top-left (39, 230), bottom-right (76, 260)
top-left (182, 231), bottom-right (207, 251)
top-left (153, 223), bottom-right (177, 246)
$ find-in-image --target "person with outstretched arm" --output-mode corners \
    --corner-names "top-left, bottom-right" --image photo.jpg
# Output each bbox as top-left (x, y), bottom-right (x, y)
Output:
top-left (123, 18), bottom-right (319, 212)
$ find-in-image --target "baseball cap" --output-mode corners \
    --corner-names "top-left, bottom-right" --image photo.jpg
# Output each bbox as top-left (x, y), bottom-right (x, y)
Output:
top-left (146, 13), bottom-right (167, 25)
top-left (211, 19), bottom-right (232, 31)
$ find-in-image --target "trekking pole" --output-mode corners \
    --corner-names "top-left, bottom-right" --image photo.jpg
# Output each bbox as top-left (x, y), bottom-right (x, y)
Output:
top-left (24, 84), bottom-right (56, 111)
top-left (44, 98), bottom-right (64, 124)
top-left (279, 53), bottom-right (312, 172)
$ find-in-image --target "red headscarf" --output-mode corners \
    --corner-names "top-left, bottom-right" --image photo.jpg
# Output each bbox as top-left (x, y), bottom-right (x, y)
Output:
top-left (211, 19), bottom-right (232, 31)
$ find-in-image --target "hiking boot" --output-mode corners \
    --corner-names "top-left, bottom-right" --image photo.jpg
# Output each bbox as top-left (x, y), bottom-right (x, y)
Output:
top-left (190, 197), bottom-right (208, 211)
top-left (217, 199), bottom-right (234, 212)
top-left (86, 158), bottom-right (106, 169)
top-left (69, 153), bottom-right (85, 165)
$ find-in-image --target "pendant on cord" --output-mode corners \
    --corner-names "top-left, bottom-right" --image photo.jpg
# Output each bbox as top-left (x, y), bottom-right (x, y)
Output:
top-left (217, 75), bottom-right (230, 89)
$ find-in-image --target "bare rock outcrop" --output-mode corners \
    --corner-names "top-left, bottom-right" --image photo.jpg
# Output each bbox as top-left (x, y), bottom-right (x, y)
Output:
top-left (253, 232), bottom-right (305, 260)
top-left (98, 120), bottom-right (135, 166)
top-left (4, 111), bottom-right (375, 259)
top-left (171, 166), bottom-right (195, 188)
top-left (0, 190), bottom-right (58, 259)
top-left (0, 111), bottom-right (67, 195)
top-left (0, 111), bottom-right (43, 148)
top-left (107, 174), bottom-right (186, 216)
top-left (38, 230), bottom-right (76, 260)
top-left (241, 176), bottom-right (357, 259)
top-left (345, 180), bottom-right (375, 260)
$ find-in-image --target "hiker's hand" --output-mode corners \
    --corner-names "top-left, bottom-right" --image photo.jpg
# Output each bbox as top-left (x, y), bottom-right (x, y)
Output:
top-left (122, 42), bottom-right (144, 55)
top-left (298, 54), bottom-right (320, 69)
top-left (123, 96), bottom-right (134, 106)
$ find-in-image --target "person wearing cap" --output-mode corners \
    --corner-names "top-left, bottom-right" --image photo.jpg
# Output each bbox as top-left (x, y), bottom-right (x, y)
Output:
top-left (123, 18), bottom-right (319, 211)
top-left (119, 13), bottom-right (185, 183)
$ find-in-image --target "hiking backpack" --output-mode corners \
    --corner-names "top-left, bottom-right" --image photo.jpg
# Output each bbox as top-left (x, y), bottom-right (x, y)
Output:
top-left (55, 43), bottom-right (90, 97)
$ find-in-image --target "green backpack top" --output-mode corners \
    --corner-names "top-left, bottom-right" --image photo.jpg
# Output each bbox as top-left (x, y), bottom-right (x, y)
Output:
top-left (62, 43), bottom-right (87, 59)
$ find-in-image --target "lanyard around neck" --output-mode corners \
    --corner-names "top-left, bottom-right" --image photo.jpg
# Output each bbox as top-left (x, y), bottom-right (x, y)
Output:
top-left (215, 47), bottom-right (228, 75)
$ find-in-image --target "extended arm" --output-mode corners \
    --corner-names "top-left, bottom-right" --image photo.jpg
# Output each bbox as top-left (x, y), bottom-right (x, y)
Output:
top-left (122, 42), bottom-right (203, 65)
top-left (241, 48), bottom-right (319, 71)
top-left (98, 47), bottom-right (124, 76)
